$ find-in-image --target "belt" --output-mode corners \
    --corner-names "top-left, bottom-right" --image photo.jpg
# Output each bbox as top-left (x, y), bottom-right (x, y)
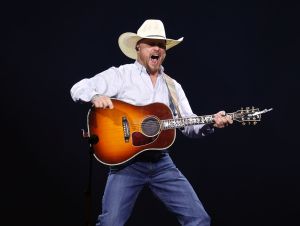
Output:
top-left (135, 150), bottom-right (168, 162)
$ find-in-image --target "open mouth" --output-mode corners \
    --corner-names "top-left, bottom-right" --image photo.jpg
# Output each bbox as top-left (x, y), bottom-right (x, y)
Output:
top-left (150, 55), bottom-right (159, 63)
top-left (151, 55), bottom-right (159, 60)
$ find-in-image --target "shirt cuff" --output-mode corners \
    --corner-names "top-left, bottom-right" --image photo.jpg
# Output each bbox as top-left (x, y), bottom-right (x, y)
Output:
top-left (201, 124), bottom-right (214, 136)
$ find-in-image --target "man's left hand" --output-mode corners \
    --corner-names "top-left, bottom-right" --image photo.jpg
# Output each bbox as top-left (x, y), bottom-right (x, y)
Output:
top-left (213, 111), bottom-right (233, 128)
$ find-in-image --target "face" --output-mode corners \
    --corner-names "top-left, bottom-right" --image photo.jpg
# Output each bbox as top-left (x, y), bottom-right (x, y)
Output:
top-left (136, 38), bottom-right (166, 75)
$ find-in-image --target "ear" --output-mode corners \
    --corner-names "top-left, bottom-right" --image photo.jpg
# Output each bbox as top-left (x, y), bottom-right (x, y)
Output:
top-left (135, 45), bottom-right (140, 51)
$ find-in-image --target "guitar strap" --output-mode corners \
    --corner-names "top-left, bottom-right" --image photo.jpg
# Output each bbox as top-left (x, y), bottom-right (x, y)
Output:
top-left (163, 73), bottom-right (182, 118)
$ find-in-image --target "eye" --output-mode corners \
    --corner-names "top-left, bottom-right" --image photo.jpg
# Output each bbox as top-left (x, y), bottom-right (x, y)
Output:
top-left (158, 43), bottom-right (166, 49)
top-left (148, 42), bottom-right (166, 49)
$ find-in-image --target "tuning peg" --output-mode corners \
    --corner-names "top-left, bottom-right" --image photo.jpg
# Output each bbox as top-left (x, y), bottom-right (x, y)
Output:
top-left (242, 122), bottom-right (246, 126)
top-left (253, 121), bottom-right (257, 125)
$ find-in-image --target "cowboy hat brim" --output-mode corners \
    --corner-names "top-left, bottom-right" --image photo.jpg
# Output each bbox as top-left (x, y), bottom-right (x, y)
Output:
top-left (118, 32), bottom-right (184, 60)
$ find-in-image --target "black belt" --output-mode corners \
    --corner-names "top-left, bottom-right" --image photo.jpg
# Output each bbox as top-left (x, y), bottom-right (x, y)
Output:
top-left (135, 150), bottom-right (168, 162)
top-left (109, 150), bottom-right (168, 171)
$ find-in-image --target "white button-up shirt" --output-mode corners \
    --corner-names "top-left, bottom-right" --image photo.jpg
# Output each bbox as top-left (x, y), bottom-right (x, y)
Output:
top-left (71, 61), bottom-right (213, 137)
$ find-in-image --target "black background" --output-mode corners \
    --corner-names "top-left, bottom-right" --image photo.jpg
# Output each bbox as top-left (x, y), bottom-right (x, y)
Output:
top-left (1, 1), bottom-right (299, 226)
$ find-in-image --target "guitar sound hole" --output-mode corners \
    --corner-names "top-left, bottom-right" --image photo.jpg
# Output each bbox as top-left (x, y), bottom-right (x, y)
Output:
top-left (141, 117), bottom-right (160, 136)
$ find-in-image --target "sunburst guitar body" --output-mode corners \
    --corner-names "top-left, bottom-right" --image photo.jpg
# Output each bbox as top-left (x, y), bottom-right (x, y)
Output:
top-left (87, 99), bottom-right (176, 166)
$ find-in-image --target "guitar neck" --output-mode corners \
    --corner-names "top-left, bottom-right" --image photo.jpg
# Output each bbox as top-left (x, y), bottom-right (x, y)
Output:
top-left (161, 113), bottom-right (235, 130)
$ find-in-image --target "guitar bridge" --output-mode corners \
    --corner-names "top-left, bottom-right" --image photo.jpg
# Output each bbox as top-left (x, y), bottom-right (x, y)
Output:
top-left (122, 116), bottom-right (130, 143)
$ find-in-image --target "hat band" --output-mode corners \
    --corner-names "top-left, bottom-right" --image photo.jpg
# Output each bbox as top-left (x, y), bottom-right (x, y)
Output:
top-left (143, 34), bottom-right (166, 39)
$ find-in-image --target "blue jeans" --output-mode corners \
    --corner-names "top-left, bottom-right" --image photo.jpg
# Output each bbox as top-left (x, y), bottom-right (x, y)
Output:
top-left (95, 153), bottom-right (210, 226)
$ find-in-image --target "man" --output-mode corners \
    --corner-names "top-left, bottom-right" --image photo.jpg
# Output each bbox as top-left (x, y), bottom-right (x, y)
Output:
top-left (71, 19), bottom-right (233, 226)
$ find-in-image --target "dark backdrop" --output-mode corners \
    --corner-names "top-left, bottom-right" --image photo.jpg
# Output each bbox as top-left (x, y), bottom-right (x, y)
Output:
top-left (1, 1), bottom-right (299, 226)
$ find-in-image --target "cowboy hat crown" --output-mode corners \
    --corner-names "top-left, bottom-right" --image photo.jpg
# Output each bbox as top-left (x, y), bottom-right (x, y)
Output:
top-left (118, 19), bottom-right (184, 59)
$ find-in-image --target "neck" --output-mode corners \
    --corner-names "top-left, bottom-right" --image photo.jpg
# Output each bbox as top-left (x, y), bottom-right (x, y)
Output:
top-left (149, 73), bottom-right (158, 87)
top-left (136, 60), bottom-right (160, 87)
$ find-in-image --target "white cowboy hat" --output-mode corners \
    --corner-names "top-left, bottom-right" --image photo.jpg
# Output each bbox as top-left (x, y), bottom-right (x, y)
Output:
top-left (118, 19), bottom-right (184, 59)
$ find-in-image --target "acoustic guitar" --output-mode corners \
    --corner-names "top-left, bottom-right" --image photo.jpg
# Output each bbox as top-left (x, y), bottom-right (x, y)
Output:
top-left (86, 99), bottom-right (272, 166)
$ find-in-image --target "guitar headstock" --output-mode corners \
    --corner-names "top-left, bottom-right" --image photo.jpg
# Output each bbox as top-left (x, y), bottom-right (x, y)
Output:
top-left (232, 107), bottom-right (262, 125)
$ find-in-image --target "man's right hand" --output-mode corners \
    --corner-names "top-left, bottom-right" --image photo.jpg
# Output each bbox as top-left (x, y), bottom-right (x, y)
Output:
top-left (91, 95), bottom-right (114, 109)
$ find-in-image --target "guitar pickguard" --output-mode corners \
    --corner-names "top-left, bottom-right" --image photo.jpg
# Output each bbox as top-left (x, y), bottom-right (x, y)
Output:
top-left (132, 132), bottom-right (158, 146)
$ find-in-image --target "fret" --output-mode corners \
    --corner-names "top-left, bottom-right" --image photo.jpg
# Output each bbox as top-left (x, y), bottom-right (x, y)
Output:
top-left (161, 115), bottom-right (215, 130)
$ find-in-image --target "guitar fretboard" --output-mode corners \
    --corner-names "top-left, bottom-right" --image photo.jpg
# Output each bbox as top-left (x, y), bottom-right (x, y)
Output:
top-left (161, 113), bottom-right (235, 130)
